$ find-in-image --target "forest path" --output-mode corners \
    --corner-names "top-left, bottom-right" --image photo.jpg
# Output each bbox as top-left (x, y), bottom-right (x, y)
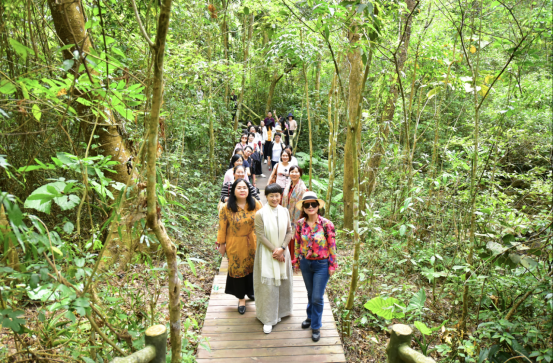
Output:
top-left (197, 161), bottom-right (346, 362)
top-left (196, 258), bottom-right (347, 362)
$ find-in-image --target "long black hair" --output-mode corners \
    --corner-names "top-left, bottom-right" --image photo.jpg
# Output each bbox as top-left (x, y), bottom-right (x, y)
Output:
top-left (227, 178), bottom-right (256, 212)
top-left (228, 154), bottom-right (244, 170)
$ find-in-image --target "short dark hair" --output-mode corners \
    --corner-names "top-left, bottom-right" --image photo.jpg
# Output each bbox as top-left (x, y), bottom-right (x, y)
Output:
top-left (285, 145), bottom-right (293, 153)
top-left (265, 183), bottom-right (283, 196)
top-left (229, 154), bottom-right (243, 169)
top-left (280, 148), bottom-right (292, 160)
top-left (244, 146), bottom-right (253, 152)
top-left (289, 165), bottom-right (302, 177)
top-left (248, 132), bottom-right (255, 138)
top-left (300, 202), bottom-right (325, 219)
top-left (227, 179), bottom-right (256, 213)
top-left (274, 133), bottom-right (282, 138)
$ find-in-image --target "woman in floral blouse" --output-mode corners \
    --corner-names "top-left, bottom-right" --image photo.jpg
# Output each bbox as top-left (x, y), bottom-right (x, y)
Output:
top-left (292, 191), bottom-right (337, 342)
top-left (217, 178), bottom-right (263, 314)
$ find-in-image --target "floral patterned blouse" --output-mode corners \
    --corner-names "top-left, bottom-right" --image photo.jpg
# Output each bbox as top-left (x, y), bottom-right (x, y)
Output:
top-left (293, 215), bottom-right (338, 272)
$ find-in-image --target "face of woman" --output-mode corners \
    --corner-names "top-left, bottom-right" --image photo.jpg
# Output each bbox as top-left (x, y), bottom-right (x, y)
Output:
top-left (234, 158), bottom-right (243, 167)
top-left (290, 168), bottom-right (300, 181)
top-left (303, 201), bottom-right (319, 217)
top-left (249, 127), bottom-right (256, 133)
top-left (248, 135), bottom-right (255, 143)
top-left (267, 193), bottom-right (281, 208)
top-left (235, 181), bottom-right (249, 200)
top-left (260, 121), bottom-right (265, 127)
top-left (244, 148), bottom-right (252, 158)
top-left (234, 168), bottom-right (245, 179)
top-left (281, 153), bottom-right (290, 162)
top-left (240, 135), bottom-right (247, 143)
top-left (275, 135), bottom-right (281, 142)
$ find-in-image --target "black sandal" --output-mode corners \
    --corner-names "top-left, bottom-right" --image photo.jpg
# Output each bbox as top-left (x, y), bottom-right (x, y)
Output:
top-left (238, 302), bottom-right (246, 315)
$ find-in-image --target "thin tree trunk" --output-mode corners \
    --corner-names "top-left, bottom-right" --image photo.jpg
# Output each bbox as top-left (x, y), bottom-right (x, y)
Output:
top-left (144, 0), bottom-right (182, 362)
top-left (342, 28), bottom-right (364, 229)
top-left (265, 64), bottom-right (296, 114)
top-left (365, 0), bottom-right (417, 199)
top-left (325, 72), bottom-right (337, 207)
top-left (302, 63), bottom-right (313, 189)
top-left (234, 14), bottom-right (253, 131)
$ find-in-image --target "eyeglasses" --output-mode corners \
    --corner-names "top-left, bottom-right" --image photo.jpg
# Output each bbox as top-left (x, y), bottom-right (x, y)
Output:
top-left (302, 201), bottom-right (319, 209)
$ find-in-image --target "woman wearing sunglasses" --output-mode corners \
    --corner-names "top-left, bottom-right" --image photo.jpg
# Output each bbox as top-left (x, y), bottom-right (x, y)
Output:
top-left (292, 191), bottom-right (337, 342)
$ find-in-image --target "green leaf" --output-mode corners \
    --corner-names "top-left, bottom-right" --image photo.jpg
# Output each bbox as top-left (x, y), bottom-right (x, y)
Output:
top-left (9, 38), bottom-right (34, 61)
top-left (187, 257), bottom-right (197, 277)
top-left (25, 181), bottom-right (68, 213)
top-left (76, 97), bottom-right (93, 106)
top-left (51, 246), bottom-right (63, 256)
top-left (63, 221), bottom-right (75, 234)
top-left (427, 87), bottom-right (440, 100)
top-left (363, 296), bottom-right (405, 320)
top-left (243, 6), bottom-right (249, 14)
top-left (408, 288), bottom-right (427, 311)
top-left (1, 309), bottom-right (26, 333)
top-left (0, 80), bottom-right (16, 95)
top-left (53, 194), bottom-right (80, 211)
top-left (414, 321), bottom-right (432, 335)
top-left (399, 224), bottom-right (407, 236)
top-left (32, 104), bottom-right (41, 122)
top-left (62, 59), bottom-right (74, 72)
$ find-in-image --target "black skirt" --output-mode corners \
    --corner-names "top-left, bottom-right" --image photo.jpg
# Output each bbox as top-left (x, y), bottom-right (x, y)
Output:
top-left (225, 272), bottom-right (254, 299)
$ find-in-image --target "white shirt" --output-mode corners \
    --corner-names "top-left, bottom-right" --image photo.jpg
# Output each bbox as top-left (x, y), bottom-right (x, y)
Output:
top-left (290, 156), bottom-right (298, 166)
top-left (272, 141), bottom-right (284, 162)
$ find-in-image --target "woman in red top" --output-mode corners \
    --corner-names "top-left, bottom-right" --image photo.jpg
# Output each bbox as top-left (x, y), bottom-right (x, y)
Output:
top-left (292, 191), bottom-right (337, 343)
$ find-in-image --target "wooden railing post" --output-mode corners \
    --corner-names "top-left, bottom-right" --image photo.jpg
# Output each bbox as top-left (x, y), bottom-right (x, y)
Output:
top-left (387, 324), bottom-right (436, 363)
top-left (111, 325), bottom-right (167, 363)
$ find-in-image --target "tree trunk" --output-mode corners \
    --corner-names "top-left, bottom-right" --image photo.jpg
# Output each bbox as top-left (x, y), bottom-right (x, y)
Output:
top-left (325, 72), bottom-right (337, 207)
top-left (342, 29), bottom-right (364, 229)
top-left (47, 0), bottom-right (133, 185)
top-left (266, 71), bottom-right (282, 115)
top-left (365, 0), bottom-right (417, 199)
top-left (144, 0), bottom-right (182, 362)
top-left (234, 14), bottom-right (253, 131)
top-left (302, 63), bottom-right (313, 190)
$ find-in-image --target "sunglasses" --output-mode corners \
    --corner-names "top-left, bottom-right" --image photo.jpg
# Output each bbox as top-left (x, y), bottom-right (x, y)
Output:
top-left (302, 201), bottom-right (319, 209)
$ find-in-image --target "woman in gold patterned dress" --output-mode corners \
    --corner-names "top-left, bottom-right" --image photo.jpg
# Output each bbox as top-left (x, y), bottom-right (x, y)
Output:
top-left (217, 178), bottom-right (263, 314)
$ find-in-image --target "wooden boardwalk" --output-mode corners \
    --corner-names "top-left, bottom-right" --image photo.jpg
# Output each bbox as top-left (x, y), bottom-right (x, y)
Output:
top-left (197, 258), bottom-right (347, 362)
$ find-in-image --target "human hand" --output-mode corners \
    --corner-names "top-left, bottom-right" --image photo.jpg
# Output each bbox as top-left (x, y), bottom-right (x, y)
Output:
top-left (278, 254), bottom-right (285, 262)
top-left (218, 244), bottom-right (226, 257)
top-left (272, 248), bottom-right (284, 259)
top-left (224, 197), bottom-right (229, 202)
top-left (329, 269), bottom-right (335, 277)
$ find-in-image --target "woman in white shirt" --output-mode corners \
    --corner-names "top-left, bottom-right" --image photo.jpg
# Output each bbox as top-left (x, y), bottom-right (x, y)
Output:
top-left (269, 133), bottom-right (285, 171)
top-left (285, 145), bottom-right (298, 166)
top-left (261, 121), bottom-right (273, 164)
top-left (268, 149), bottom-right (292, 189)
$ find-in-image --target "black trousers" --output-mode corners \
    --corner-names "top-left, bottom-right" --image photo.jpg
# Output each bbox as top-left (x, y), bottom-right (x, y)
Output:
top-left (285, 130), bottom-right (294, 146)
top-left (263, 142), bottom-right (273, 162)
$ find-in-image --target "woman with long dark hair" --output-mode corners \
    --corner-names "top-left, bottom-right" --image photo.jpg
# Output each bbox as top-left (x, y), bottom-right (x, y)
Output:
top-left (254, 184), bottom-right (294, 334)
top-left (217, 179), bottom-right (263, 313)
top-left (292, 191), bottom-right (337, 342)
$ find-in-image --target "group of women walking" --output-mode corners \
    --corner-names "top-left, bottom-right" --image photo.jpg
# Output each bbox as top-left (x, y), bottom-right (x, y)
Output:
top-left (216, 113), bottom-right (337, 342)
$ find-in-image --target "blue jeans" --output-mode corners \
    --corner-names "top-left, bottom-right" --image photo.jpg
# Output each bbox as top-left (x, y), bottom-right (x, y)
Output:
top-left (299, 258), bottom-right (329, 330)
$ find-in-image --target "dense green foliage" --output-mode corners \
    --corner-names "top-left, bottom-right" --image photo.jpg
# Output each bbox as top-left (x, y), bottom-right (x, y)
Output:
top-left (0, 0), bottom-right (551, 362)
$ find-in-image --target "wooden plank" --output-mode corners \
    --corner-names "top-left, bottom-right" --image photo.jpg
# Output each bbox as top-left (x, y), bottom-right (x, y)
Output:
top-left (207, 337), bottom-right (342, 349)
top-left (196, 354), bottom-right (346, 363)
top-left (207, 297), bottom-right (328, 305)
top-left (203, 310), bottom-right (332, 319)
top-left (200, 329), bottom-right (340, 341)
top-left (205, 305), bottom-right (333, 315)
top-left (200, 322), bottom-right (337, 334)
top-left (197, 345), bottom-right (344, 358)
top-left (203, 315), bottom-right (335, 326)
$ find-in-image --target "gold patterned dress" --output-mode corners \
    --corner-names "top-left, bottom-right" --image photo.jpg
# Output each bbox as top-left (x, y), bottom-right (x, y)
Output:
top-left (217, 200), bottom-right (263, 298)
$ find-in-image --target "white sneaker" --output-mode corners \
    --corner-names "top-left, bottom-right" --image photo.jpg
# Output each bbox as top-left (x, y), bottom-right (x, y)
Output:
top-left (260, 174), bottom-right (266, 178)
top-left (264, 160), bottom-right (267, 164)
top-left (263, 324), bottom-right (272, 334)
